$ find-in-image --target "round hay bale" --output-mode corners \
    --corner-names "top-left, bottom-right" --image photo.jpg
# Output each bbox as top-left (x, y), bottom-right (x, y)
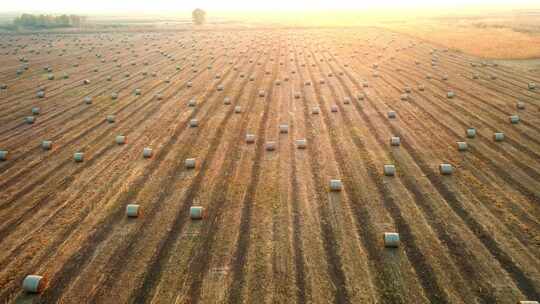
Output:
top-left (126, 204), bottom-right (140, 217)
top-left (116, 135), bottom-right (126, 145)
top-left (400, 94), bottom-right (409, 101)
top-left (188, 99), bottom-right (197, 107)
top-left (331, 105), bottom-right (338, 112)
top-left (25, 116), bottom-right (35, 124)
top-left (47, 74), bottom-right (55, 80)
top-left (184, 156), bottom-right (196, 169)
top-left (387, 111), bottom-right (396, 119)
top-left (74, 152), bottom-right (84, 162)
top-left (217, 84), bottom-right (224, 91)
top-left (279, 124), bottom-right (289, 134)
top-left (390, 136), bottom-right (401, 146)
top-left (296, 139), bottom-right (307, 149)
top-left (312, 107), bottom-right (320, 114)
top-left (258, 90), bottom-right (265, 97)
top-left (509, 115), bottom-right (520, 124)
top-left (224, 97), bottom-right (231, 105)
top-left (234, 106), bottom-right (242, 113)
top-left (294, 92), bottom-right (301, 99)
top-left (0, 150), bottom-right (8, 161)
top-left (343, 97), bottom-right (351, 104)
top-left (329, 179), bottom-right (342, 191)
top-left (439, 164), bottom-right (453, 175)
top-left (83, 79), bottom-right (90, 85)
top-left (190, 206), bottom-right (205, 220)
top-left (384, 232), bottom-right (400, 248)
top-left (187, 81), bottom-right (193, 88)
top-left (265, 141), bottom-right (276, 151)
top-left (134, 89), bottom-right (141, 96)
top-left (31, 107), bottom-right (40, 115)
top-left (189, 119), bottom-right (199, 128)
top-left (494, 132), bottom-right (505, 142)
top-left (42, 140), bottom-right (52, 150)
top-left (143, 148), bottom-right (153, 158)
top-left (457, 142), bottom-right (468, 151)
top-left (0, 84), bottom-right (7, 90)
top-left (37, 91), bottom-right (45, 98)
top-left (22, 275), bottom-right (44, 293)
top-left (111, 93), bottom-right (118, 100)
top-left (84, 96), bottom-right (92, 104)
top-left (106, 115), bottom-right (115, 123)
top-left (246, 134), bottom-right (255, 143)
top-left (384, 165), bottom-right (396, 176)
top-left (516, 102), bottom-right (525, 110)
top-left (466, 128), bottom-right (476, 138)
top-left (518, 301), bottom-right (539, 304)
top-left (528, 82), bottom-right (536, 90)
top-left (357, 93), bottom-right (365, 101)
top-left (275, 80), bottom-right (281, 86)
top-left (320, 79), bottom-right (326, 84)
top-left (362, 81), bottom-right (369, 88)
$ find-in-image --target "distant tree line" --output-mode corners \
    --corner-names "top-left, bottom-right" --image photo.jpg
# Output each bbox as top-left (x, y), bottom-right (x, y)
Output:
top-left (13, 14), bottom-right (86, 29)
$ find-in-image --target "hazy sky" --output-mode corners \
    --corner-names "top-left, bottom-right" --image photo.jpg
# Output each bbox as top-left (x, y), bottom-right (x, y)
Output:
top-left (2, 0), bottom-right (539, 13)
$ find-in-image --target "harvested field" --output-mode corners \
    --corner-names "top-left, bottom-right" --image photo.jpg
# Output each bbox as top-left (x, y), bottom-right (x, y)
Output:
top-left (0, 27), bottom-right (539, 304)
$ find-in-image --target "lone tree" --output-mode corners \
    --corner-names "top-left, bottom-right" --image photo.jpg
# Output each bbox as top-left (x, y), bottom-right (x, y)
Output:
top-left (192, 8), bottom-right (206, 25)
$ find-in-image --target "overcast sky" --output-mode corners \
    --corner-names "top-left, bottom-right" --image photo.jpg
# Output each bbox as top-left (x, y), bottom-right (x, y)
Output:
top-left (2, 0), bottom-right (539, 13)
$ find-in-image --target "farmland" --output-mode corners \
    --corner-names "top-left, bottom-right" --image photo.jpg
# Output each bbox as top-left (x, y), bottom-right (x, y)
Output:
top-left (0, 27), bottom-right (539, 303)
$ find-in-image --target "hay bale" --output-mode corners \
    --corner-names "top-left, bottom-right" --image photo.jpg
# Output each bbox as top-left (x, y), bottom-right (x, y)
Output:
top-left (185, 158), bottom-right (196, 169)
top-left (400, 94), bottom-right (409, 101)
top-left (265, 141), bottom-right (276, 151)
top-left (528, 82), bottom-right (536, 90)
top-left (439, 164), bottom-right (453, 175)
top-left (494, 132), bottom-right (505, 142)
top-left (234, 106), bottom-right (242, 113)
top-left (111, 93), bottom-right (118, 100)
top-left (509, 115), bottom-right (520, 124)
top-left (37, 91), bottom-right (45, 98)
top-left (466, 128), bottom-right (476, 138)
top-left (343, 97), bottom-right (351, 104)
top-left (384, 232), bottom-right (400, 248)
top-left (457, 142), bottom-right (468, 151)
top-left (384, 165), bottom-right (396, 176)
top-left (134, 89), bottom-right (141, 96)
top-left (190, 206), bottom-right (205, 220)
top-left (294, 92), bottom-right (301, 99)
top-left (246, 134), bottom-right (255, 143)
top-left (22, 275), bottom-right (44, 293)
top-left (143, 148), bottom-right (153, 158)
top-left (279, 124), bottom-right (289, 134)
top-left (25, 116), bottom-right (35, 124)
top-left (258, 90), bottom-right (265, 97)
top-left (224, 97), bottom-right (231, 105)
top-left (390, 137), bottom-right (401, 146)
top-left (296, 139), bottom-right (307, 149)
top-left (0, 150), bottom-right (8, 161)
top-left (83, 79), bottom-right (90, 85)
top-left (331, 105), bottom-right (338, 112)
top-left (126, 204), bottom-right (140, 217)
top-left (357, 93), bottom-right (365, 101)
top-left (189, 119), bottom-right (198, 128)
top-left (84, 96), bottom-right (92, 104)
top-left (217, 84), bottom-right (224, 91)
top-left (187, 81), bottom-right (193, 88)
top-left (312, 107), bottom-right (320, 114)
top-left (106, 115), bottom-right (115, 123)
top-left (31, 107), bottom-right (40, 115)
top-left (116, 135), bottom-right (126, 145)
top-left (42, 141), bottom-right (52, 150)
top-left (387, 111), bottom-right (396, 119)
top-left (516, 102), bottom-right (525, 110)
top-left (447, 91), bottom-right (455, 99)
top-left (518, 301), bottom-right (539, 304)
top-left (188, 99), bottom-right (197, 107)
top-left (329, 179), bottom-right (342, 191)
top-left (74, 152), bottom-right (84, 162)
